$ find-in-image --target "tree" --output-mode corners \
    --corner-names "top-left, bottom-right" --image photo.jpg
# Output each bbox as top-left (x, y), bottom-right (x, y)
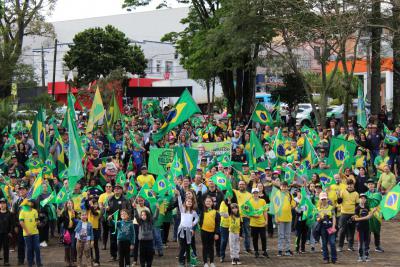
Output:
top-left (13, 62), bottom-right (39, 89)
top-left (271, 73), bottom-right (309, 111)
top-left (0, 0), bottom-right (55, 98)
top-left (370, 0), bottom-right (382, 116)
top-left (64, 25), bottom-right (147, 86)
top-left (393, 0), bottom-right (400, 124)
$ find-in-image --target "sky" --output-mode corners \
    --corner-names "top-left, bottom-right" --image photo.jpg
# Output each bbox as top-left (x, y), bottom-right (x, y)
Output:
top-left (48, 0), bottom-right (188, 22)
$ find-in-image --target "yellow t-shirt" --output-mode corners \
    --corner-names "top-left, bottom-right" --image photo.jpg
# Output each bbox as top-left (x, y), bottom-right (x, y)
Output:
top-left (249, 198), bottom-right (267, 227)
top-left (201, 209), bottom-right (217, 232)
top-left (68, 210), bottom-right (75, 228)
top-left (229, 215), bottom-right (241, 234)
top-left (340, 190), bottom-right (359, 214)
top-left (241, 173), bottom-right (250, 184)
top-left (219, 201), bottom-right (230, 228)
top-left (88, 209), bottom-right (101, 229)
top-left (276, 192), bottom-right (296, 222)
top-left (378, 172), bottom-right (396, 190)
top-left (19, 208), bottom-right (39, 236)
top-left (234, 189), bottom-right (251, 217)
top-left (318, 204), bottom-right (334, 219)
top-left (136, 174), bottom-right (155, 188)
top-left (327, 189), bottom-right (338, 208)
top-left (98, 192), bottom-right (113, 206)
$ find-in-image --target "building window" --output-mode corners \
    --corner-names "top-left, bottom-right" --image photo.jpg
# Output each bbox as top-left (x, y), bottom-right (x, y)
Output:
top-left (165, 61), bottom-right (173, 73)
top-left (147, 59), bottom-right (153, 73)
top-left (156, 60), bottom-right (162, 73)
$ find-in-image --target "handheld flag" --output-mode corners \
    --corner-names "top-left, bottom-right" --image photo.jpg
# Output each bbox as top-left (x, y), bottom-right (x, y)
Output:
top-left (241, 200), bottom-right (265, 217)
top-left (86, 87), bottom-right (105, 133)
top-left (301, 136), bottom-right (318, 169)
top-left (138, 184), bottom-right (157, 206)
top-left (28, 171), bottom-right (44, 200)
top-left (67, 104), bottom-right (84, 190)
top-left (107, 92), bottom-right (122, 128)
top-left (152, 175), bottom-right (169, 195)
top-left (380, 183), bottom-right (400, 220)
top-left (112, 210), bottom-right (119, 234)
top-left (328, 137), bottom-right (357, 169)
top-left (249, 130), bottom-right (264, 169)
top-left (250, 103), bottom-right (273, 125)
top-left (115, 171), bottom-right (126, 187)
top-left (269, 186), bottom-right (283, 216)
top-left (170, 152), bottom-right (184, 178)
top-left (357, 82), bottom-right (367, 128)
top-left (40, 191), bottom-right (56, 207)
top-left (273, 129), bottom-right (286, 162)
top-left (31, 107), bottom-right (47, 160)
top-left (210, 172), bottom-right (228, 191)
top-left (301, 125), bottom-right (320, 147)
top-left (182, 147), bottom-right (198, 178)
top-left (152, 89), bottom-right (201, 142)
top-left (126, 178), bottom-right (138, 199)
top-left (55, 185), bottom-right (69, 205)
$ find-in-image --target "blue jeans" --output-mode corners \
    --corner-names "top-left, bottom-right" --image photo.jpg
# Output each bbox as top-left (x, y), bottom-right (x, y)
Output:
top-left (24, 234), bottom-right (41, 267)
top-left (242, 217), bottom-right (251, 251)
top-left (321, 228), bottom-right (336, 262)
top-left (153, 227), bottom-right (163, 253)
top-left (219, 226), bottom-right (229, 258)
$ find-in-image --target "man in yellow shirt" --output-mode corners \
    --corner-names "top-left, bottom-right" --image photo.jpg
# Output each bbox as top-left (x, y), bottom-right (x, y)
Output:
top-left (136, 166), bottom-right (155, 188)
top-left (377, 164), bottom-right (396, 193)
top-left (249, 188), bottom-right (269, 258)
top-left (233, 181), bottom-right (252, 253)
top-left (337, 180), bottom-right (359, 252)
top-left (276, 181), bottom-right (296, 257)
top-left (19, 199), bottom-right (42, 267)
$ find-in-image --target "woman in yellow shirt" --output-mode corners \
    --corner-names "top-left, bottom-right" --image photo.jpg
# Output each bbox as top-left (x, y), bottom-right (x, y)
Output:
top-left (249, 188), bottom-right (269, 258)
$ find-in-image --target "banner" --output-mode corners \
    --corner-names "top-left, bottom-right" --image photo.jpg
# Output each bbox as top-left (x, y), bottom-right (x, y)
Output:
top-left (192, 141), bottom-right (232, 158)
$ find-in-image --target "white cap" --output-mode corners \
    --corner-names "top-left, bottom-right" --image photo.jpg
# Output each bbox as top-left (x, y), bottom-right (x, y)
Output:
top-left (251, 188), bottom-right (259, 194)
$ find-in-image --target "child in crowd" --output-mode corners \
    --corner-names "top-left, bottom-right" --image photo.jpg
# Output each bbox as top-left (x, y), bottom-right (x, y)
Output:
top-left (116, 209), bottom-right (135, 267)
top-left (228, 203), bottom-right (242, 265)
top-left (135, 206), bottom-right (159, 267)
top-left (75, 210), bottom-right (94, 267)
top-left (176, 189), bottom-right (199, 267)
top-left (199, 196), bottom-right (220, 267)
top-left (352, 193), bottom-right (377, 262)
top-left (87, 197), bottom-right (101, 266)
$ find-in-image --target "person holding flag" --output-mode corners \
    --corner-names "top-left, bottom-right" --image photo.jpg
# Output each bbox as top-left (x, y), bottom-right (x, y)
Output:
top-left (365, 179), bottom-right (384, 253)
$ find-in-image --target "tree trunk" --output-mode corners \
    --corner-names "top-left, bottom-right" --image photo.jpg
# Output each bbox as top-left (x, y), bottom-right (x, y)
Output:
top-left (236, 68), bottom-right (244, 119)
top-left (219, 70), bottom-right (235, 117)
top-left (211, 77), bottom-right (216, 110)
top-left (344, 91), bottom-right (351, 125)
top-left (371, 0), bottom-right (382, 116)
top-left (392, 1), bottom-right (400, 124)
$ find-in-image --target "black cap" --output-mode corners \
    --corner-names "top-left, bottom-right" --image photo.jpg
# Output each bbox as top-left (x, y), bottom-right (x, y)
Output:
top-left (141, 166), bottom-right (147, 170)
top-left (367, 178), bottom-right (375, 184)
top-left (114, 184), bottom-right (123, 189)
top-left (19, 182), bottom-right (29, 190)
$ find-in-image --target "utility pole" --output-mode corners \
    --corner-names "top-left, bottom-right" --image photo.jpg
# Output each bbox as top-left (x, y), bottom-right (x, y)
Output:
top-left (41, 46), bottom-right (46, 89)
top-left (51, 38), bottom-right (58, 99)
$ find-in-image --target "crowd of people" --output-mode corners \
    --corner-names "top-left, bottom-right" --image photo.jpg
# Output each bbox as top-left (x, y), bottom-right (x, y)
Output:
top-left (0, 95), bottom-right (398, 267)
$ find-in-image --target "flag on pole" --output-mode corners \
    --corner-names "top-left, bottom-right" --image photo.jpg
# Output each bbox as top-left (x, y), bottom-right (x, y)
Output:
top-left (301, 136), bottom-right (318, 169)
top-left (31, 107), bottom-right (47, 160)
top-left (86, 87), bottom-right (105, 133)
top-left (250, 103), bottom-right (273, 125)
top-left (249, 130), bottom-right (264, 169)
top-left (152, 89), bottom-right (201, 142)
top-left (152, 175), bottom-right (170, 195)
top-left (107, 92), bottom-right (122, 128)
top-left (380, 183), bottom-right (400, 220)
top-left (112, 210), bottom-right (119, 234)
top-left (126, 178), bottom-right (138, 199)
top-left (328, 137), bottom-right (357, 169)
top-left (301, 125), bottom-right (320, 147)
top-left (40, 191), bottom-right (56, 207)
top-left (55, 185), bottom-right (69, 205)
top-left (273, 129), bottom-right (286, 162)
top-left (182, 147), bottom-right (198, 178)
top-left (115, 171), bottom-right (126, 187)
top-left (170, 152), bottom-right (184, 178)
top-left (357, 82), bottom-right (367, 128)
top-left (28, 171), bottom-right (44, 200)
top-left (210, 172), bottom-right (228, 190)
top-left (138, 184), bottom-right (157, 206)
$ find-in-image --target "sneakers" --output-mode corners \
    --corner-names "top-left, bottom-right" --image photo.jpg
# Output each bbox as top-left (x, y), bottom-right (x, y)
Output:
top-left (277, 251), bottom-right (283, 257)
top-left (210, 263), bottom-right (216, 267)
top-left (285, 250), bottom-right (293, 256)
top-left (337, 247), bottom-right (343, 252)
top-left (40, 241), bottom-right (48, 248)
top-left (235, 259), bottom-right (242, 265)
top-left (254, 251), bottom-right (259, 258)
top-left (203, 264), bottom-right (209, 267)
top-left (323, 259), bottom-right (329, 264)
top-left (244, 249), bottom-right (252, 254)
top-left (220, 257), bottom-right (225, 263)
top-left (231, 260), bottom-right (236, 265)
top-left (93, 263), bottom-right (100, 266)
top-left (357, 256), bottom-right (363, 262)
top-left (365, 256), bottom-right (371, 262)
top-left (375, 247), bottom-right (384, 253)
top-left (262, 251), bottom-right (269, 258)
top-left (348, 247), bottom-right (355, 252)
top-left (158, 251), bottom-right (163, 257)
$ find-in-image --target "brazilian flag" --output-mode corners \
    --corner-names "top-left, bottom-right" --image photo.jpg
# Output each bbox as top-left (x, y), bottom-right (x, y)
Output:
top-left (380, 183), bottom-right (400, 220)
top-left (328, 137), bottom-right (357, 169)
top-left (273, 129), bottom-right (286, 162)
top-left (31, 107), bottom-right (47, 161)
top-left (269, 186), bottom-right (283, 216)
top-left (152, 175), bottom-right (169, 195)
top-left (152, 89), bottom-right (201, 143)
top-left (250, 103), bottom-right (273, 125)
top-left (86, 87), bottom-right (105, 133)
top-left (301, 136), bottom-right (318, 169)
top-left (210, 172), bottom-right (228, 190)
top-left (249, 130), bottom-right (264, 170)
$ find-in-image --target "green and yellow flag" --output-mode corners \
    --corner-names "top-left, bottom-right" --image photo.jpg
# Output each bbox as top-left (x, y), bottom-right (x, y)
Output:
top-left (152, 89), bottom-right (201, 142)
top-left (249, 130), bottom-right (264, 170)
top-left (357, 82), bottom-right (367, 128)
top-left (241, 199), bottom-right (265, 217)
top-left (40, 191), bottom-right (56, 207)
top-left (126, 178), bottom-right (138, 199)
top-left (250, 103), bottom-right (273, 125)
top-left (31, 107), bottom-right (47, 161)
top-left (301, 125), bottom-right (320, 147)
top-left (107, 92), bottom-right (122, 129)
top-left (182, 147), bottom-right (198, 178)
top-left (170, 152), bottom-right (184, 178)
top-left (380, 183), bottom-right (400, 220)
top-left (269, 186), bottom-right (283, 216)
top-left (210, 172), bottom-right (228, 190)
top-left (86, 87), bottom-right (105, 133)
top-left (55, 185), bottom-right (69, 205)
top-left (301, 136), bottom-right (318, 169)
top-left (152, 175), bottom-right (170, 195)
top-left (328, 137), bottom-right (357, 169)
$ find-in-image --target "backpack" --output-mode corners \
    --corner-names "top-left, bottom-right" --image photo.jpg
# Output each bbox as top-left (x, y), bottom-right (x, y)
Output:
top-left (62, 230), bottom-right (71, 245)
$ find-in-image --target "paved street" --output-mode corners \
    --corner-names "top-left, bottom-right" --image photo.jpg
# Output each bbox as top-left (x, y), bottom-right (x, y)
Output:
top-left (4, 218), bottom-right (400, 267)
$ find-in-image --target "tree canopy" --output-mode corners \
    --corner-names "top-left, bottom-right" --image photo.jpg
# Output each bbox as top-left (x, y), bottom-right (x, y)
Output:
top-left (64, 25), bottom-right (147, 86)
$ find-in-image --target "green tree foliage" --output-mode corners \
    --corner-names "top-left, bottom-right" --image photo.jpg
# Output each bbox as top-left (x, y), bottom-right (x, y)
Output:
top-left (64, 25), bottom-right (147, 86)
top-left (271, 73), bottom-right (309, 111)
top-left (0, 0), bottom-right (55, 98)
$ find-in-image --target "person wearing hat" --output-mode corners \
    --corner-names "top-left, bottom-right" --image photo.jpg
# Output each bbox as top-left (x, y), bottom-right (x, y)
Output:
top-left (365, 179), bottom-right (384, 253)
top-left (106, 183), bottom-right (130, 262)
top-left (136, 166), bottom-right (155, 188)
top-left (0, 197), bottom-right (13, 266)
top-left (262, 142), bottom-right (276, 166)
top-left (19, 198), bottom-right (42, 267)
top-left (352, 194), bottom-right (378, 262)
top-left (12, 182), bottom-right (29, 265)
top-left (316, 192), bottom-right (337, 264)
top-left (232, 145), bottom-right (246, 163)
top-left (248, 187), bottom-right (269, 258)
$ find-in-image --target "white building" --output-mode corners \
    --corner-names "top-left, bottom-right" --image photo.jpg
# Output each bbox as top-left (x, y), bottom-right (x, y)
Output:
top-left (21, 7), bottom-right (223, 105)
